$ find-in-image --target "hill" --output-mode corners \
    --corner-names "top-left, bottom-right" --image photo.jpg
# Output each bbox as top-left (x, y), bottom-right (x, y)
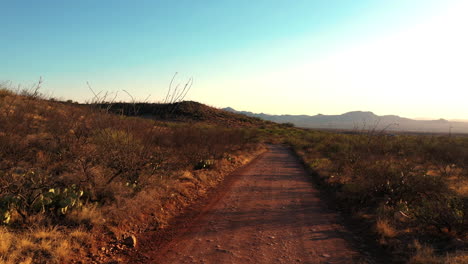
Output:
top-left (97, 101), bottom-right (271, 128)
top-left (224, 108), bottom-right (468, 134)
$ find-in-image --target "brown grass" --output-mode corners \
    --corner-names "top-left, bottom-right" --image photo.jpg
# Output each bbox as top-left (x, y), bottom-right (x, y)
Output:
top-left (375, 219), bottom-right (398, 238)
top-left (409, 241), bottom-right (468, 264)
top-left (0, 226), bottom-right (90, 264)
top-left (281, 127), bottom-right (468, 262)
top-left (66, 203), bottom-right (105, 227)
top-left (0, 86), bottom-right (265, 262)
top-left (450, 178), bottom-right (468, 197)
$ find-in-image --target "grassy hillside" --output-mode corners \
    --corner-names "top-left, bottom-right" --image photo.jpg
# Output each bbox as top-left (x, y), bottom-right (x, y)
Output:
top-left (0, 88), bottom-right (266, 263)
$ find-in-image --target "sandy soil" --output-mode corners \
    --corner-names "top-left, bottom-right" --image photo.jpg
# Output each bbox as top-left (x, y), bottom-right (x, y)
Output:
top-left (135, 145), bottom-right (366, 264)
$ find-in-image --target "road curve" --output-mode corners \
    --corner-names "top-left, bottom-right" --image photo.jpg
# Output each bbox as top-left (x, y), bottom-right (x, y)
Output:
top-left (141, 145), bottom-right (361, 264)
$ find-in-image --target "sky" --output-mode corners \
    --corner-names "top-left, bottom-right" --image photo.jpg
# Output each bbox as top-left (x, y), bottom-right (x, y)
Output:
top-left (2, 0), bottom-right (468, 120)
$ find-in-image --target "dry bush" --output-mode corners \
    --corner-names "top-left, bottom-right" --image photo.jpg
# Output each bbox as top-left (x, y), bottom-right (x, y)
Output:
top-left (0, 87), bottom-right (263, 262)
top-left (286, 127), bottom-right (468, 262)
top-left (376, 219), bottom-right (398, 238)
top-left (409, 241), bottom-right (468, 264)
top-left (444, 252), bottom-right (468, 264)
top-left (66, 203), bottom-right (105, 228)
top-left (408, 241), bottom-right (440, 264)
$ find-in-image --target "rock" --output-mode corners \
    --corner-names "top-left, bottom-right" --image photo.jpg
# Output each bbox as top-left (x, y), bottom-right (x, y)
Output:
top-left (122, 235), bottom-right (137, 248)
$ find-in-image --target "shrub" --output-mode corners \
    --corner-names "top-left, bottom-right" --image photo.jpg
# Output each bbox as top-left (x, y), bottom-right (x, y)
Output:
top-left (288, 129), bottom-right (468, 262)
top-left (0, 89), bottom-right (263, 262)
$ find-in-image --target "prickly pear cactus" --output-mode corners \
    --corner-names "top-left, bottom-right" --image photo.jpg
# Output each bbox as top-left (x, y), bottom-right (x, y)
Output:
top-left (0, 195), bottom-right (19, 224)
top-left (0, 170), bottom-right (86, 225)
top-left (194, 159), bottom-right (214, 170)
top-left (34, 185), bottom-right (85, 215)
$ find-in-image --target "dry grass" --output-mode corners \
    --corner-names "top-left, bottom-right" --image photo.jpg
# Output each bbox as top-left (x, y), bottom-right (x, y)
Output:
top-left (0, 226), bottom-right (91, 264)
top-left (0, 87), bottom-right (265, 262)
top-left (409, 241), bottom-right (468, 264)
top-left (66, 203), bottom-right (105, 227)
top-left (408, 241), bottom-right (439, 264)
top-left (375, 219), bottom-right (398, 238)
top-left (0, 227), bottom-right (13, 256)
top-left (445, 252), bottom-right (468, 264)
top-left (450, 178), bottom-right (468, 197)
top-left (284, 128), bottom-right (468, 262)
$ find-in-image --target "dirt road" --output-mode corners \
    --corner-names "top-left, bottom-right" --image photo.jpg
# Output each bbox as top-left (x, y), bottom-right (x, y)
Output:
top-left (137, 145), bottom-right (364, 264)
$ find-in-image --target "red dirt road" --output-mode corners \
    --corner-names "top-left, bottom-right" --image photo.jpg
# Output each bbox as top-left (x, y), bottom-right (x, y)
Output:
top-left (139, 145), bottom-right (364, 264)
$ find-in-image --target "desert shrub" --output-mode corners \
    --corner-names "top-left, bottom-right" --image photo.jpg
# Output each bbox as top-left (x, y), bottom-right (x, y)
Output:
top-left (422, 137), bottom-right (468, 177)
top-left (288, 128), bottom-right (468, 262)
top-left (409, 241), bottom-right (468, 264)
top-left (66, 203), bottom-right (104, 228)
top-left (167, 126), bottom-right (255, 170)
top-left (280, 122), bottom-right (295, 128)
top-left (92, 128), bottom-right (147, 184)
top-left (0, 88), bottom-right (264, 262)
top-left (411, 195), bottom-right (467, 234)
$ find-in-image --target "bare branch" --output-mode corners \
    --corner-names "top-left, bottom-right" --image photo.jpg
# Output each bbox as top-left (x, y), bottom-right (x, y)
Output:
top-left (165, 72), bottom-right (178, 103)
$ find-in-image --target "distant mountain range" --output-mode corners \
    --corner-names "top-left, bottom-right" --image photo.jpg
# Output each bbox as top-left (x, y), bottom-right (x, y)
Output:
top-left (223, 108), bottom-right (468, 134)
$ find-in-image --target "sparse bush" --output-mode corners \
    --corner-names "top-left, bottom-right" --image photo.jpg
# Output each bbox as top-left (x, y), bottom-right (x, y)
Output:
top-left (288, 128), bottom-right (468, 262)
top-left (0, 89), bottom-right (263, 263)
top-left (409, 241), bottom-right (468, 264)
top-left (281, 122), bottom-right (295, 128)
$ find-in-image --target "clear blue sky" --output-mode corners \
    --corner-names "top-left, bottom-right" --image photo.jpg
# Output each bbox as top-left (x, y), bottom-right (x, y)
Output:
top-left (2, 0), bottom-right (467, 119)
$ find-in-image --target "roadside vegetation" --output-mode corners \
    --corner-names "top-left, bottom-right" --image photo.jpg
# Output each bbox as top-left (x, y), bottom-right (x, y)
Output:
top-left (266, 125), bottom-right (468, 263)
top-left (0, 85), bottom-right (265, 263)
top-left (2, 81), bottom-right (467, 263)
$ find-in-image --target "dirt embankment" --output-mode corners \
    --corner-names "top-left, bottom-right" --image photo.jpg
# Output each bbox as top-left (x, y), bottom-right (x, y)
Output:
top-left (132, 145), bottom-right (372, 264)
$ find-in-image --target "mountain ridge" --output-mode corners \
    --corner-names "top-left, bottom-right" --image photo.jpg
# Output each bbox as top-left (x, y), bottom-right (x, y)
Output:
top-left (223, 107), bottom-right (468, 134)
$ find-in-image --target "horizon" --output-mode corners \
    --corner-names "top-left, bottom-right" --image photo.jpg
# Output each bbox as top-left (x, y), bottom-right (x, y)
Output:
top-left (223, 106), bottom-right (468, 122)
top-left (2, 1), bottom-right (468, 120)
